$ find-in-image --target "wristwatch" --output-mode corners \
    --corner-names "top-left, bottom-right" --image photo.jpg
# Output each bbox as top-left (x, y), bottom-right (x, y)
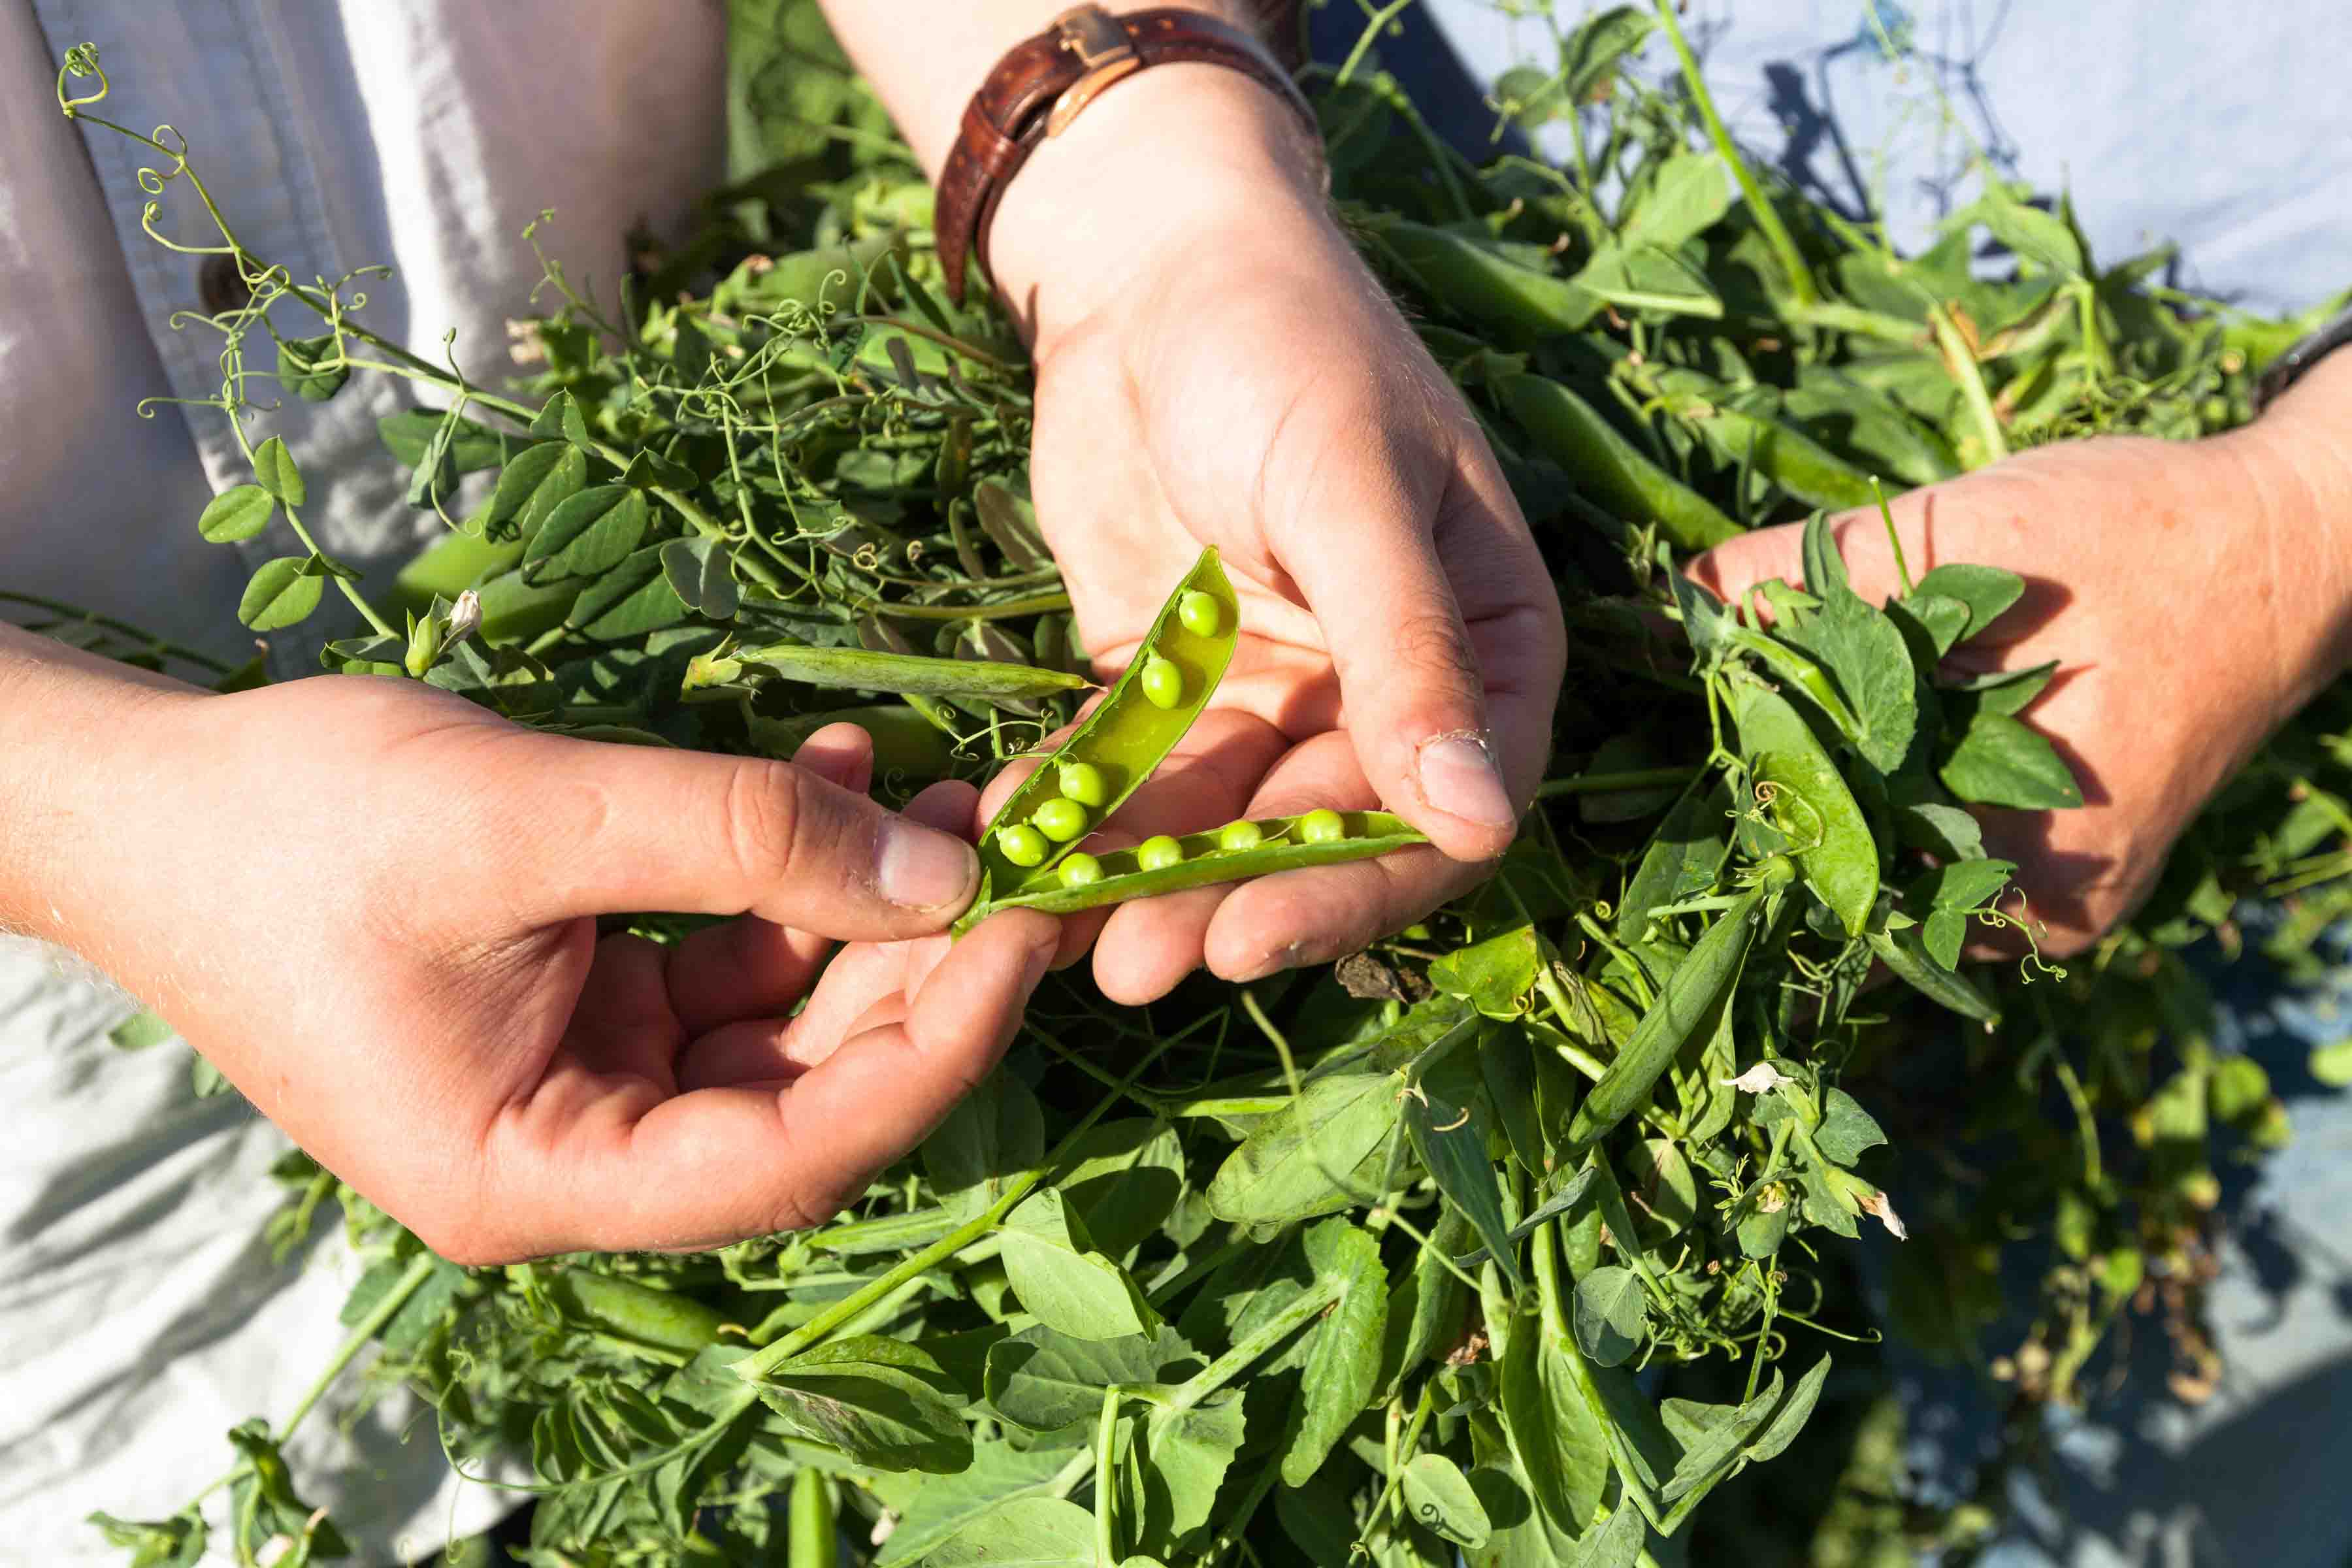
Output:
top-left (2253, 300), bottom-right (2352, 413)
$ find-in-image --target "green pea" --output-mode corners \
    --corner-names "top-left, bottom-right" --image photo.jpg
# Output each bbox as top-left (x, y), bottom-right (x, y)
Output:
top-left (1137, 834), bottom-right (1185, 872)
top-left (1057, 760), bottom-right (1109, 808)
top-left (1060, 852), bottom-right (1105, 888)
top-left (1177, 590), bottom-right (1221, 637)
top-left (1298, 808), bottom-right (1348, 845)
top-left (1032, 798), bottom-right (1089, 843)
top-left (1139, 655), bottom-right (1183, 710)
top-left (1217, 819), bottom-right (1265, 852)
top-left (997, 825), bottom-right (1049, 867)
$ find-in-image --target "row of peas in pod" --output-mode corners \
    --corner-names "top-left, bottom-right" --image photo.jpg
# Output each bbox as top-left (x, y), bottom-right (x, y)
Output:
top-left (954, 549), bottom-right (1432, 930)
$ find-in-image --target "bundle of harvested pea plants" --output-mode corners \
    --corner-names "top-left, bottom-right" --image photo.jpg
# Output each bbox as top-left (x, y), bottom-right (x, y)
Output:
top-left (44, 3), bottom-right (2352, 1564)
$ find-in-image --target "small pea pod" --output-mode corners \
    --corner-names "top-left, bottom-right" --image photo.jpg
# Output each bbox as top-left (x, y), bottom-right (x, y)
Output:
top-left (964, 811), bottom-right (1429, 926)
top-left (1565, 865), bottom-right (1782, 1149)
top-left (1645, 370), bottom-right (1882, 512)
top-left (544, 1268), bottom-right (727, 1358)
top-left (684, 642), bottom-right (1088, 702)
top-left (788, 1469), bottom-right (839, 1568)
top-left (1498, 374), bottom-right (1742, 551)
top-left (1729, 678), bottom-right (1880, 936)
top-left (972, 547), bottom-right (1238, 892)
top-left (1362, 214), bottom-right (1601, 340)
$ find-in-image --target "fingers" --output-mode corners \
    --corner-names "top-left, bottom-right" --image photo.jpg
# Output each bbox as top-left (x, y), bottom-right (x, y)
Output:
top-left (494, 728), bottom-right (979, 939)
top-left (1271, 433), bottom-right (1562, 864)
top-left (545, 909), bottom-right (1059, 1251)
top-left (665, 724), bottom-right (877, 1036)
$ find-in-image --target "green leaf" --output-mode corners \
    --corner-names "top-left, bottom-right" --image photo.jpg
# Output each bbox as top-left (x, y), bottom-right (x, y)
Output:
top-left (1742, 1355), bottom-right (1833, 1462)
top-left (1561, 5), bottom-right (1654, 103)
top-left (483, 442), bottom-right (587, 544)
top-left (1571, 1267), bottom-right (1648, 1367)
top-left (1939, 708), bottom-right (2083, 809)
top-left (275, 333), bottom-right (348, 402)
top-left (525, 486), bottom-right (649, 581)
top-left (1916, 857), bottom-right (2017, 913)
top-left (922, 1070), bottom-right (1045, 1216)
top-left (1622, 153), bottom-right (1731, 251)
top-left (529, 389), bottom-right (596, 451)
top-left (983, 1324), bottom-right (1200, 1433)
top-left (661, 536), bottom-right (740, 619)
top-left (87, 1511), bottom-right (208, 1568)
top-left (1565, 1503), bottom-right (1647, 1568)
top-left (870, 1442), bottom-right (1071, 1565)
top-left (1400, 1453), bottom-right (1492, 1548)
top-left (1429, 925), bottom-right (1540, 1017)
top-left (1976, 184), bottom-right (2085, 277)
top-left (1058, 1119), bottom-right (1185, 1259)
top-left (1282, 1217), bottom-right (1388, 1485)
top-left (1812, 1089), bottom-right (1887, 1166)
top-left (927, 1497), bottom-right (1098, 1567)
top-left (1499, 1316), bottom-right (1610, 1535)
top-left (1910, 563), bottom-right (2026, 644)
top-left (1119, 1392), bottom-right (1247, 1550)
top-left (749, 1335), bottom-right (973, 1473)
top-left (1000, 1188), bottom-right (1155, 1341)
top-left (565, 546), bottom-right (689, 640)
top-left (1406, 1045), bottom-right (1521, 1292)
top-left (224, 1421), bottom-right (350, 1561)
top-left (378, 408), bottom-right (508, 474)
top-left (250, 436), bottom-right (306, 507)
top-left (237, 556), bottom-right (323, 631)
top-left (197, 484), bottom-right (274, 543)
top-left (1894, 591), bottom-right (1972, 657)
top-left (618, 446), bottom-right (698, 490)
top-left (1205, 1065), bottom-right (1401, 1224)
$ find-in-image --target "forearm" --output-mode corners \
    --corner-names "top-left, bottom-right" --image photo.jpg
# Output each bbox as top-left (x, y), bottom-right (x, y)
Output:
top-left (0, 623), bottom-right (201, 949)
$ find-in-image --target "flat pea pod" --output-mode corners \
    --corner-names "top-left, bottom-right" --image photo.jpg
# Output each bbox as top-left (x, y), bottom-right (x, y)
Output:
top-left (1364, 214), bottom-right (1600, 342)
top-left (1565, 877), bottom-right (1772, 1150)
top-left (972, 547), bottom-right (1238, 893)
top-left (1652, 384), bottom-right (1882, 512)
top-left (683, 643), bottom-right (1088, 703)
top-left (787, 1469), bottom-right (839, 1568)
top-left (1498, 374), bottom-right (1742, 551)
top-left (966, 811), bottom-right (1428, 922)
top-left (1720, 627), bottom-right (1863, 743)
top-left (544, 1267), bottom-right (727, 1357)
top-left (1730, 678), bottom-right (1880, 936)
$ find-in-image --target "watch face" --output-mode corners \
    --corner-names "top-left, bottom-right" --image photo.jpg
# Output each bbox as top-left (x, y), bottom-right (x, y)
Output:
top-left (2257, 303), bottom-right (2352, 412)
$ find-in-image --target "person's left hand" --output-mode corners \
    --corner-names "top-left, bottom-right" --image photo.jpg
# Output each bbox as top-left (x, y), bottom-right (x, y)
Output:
top-left (981, 71), bottom-right (1567, 1002)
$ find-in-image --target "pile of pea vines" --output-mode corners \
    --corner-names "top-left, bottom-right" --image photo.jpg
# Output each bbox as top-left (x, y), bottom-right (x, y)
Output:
top-left (42, 1), bottom-right (2352, 1565)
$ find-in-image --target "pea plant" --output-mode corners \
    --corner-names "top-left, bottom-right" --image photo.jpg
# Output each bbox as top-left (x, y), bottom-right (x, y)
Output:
top-left (44, 1), bottom-right (2352, 1565)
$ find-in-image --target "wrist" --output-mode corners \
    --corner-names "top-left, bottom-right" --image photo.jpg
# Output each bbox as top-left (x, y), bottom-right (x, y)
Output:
top-left (0, 627), bottom-right (201, 952)
top-left (984, 56), bottom-right (1331, 350)
top-left (2212, 350), bottom-right (2352, 705)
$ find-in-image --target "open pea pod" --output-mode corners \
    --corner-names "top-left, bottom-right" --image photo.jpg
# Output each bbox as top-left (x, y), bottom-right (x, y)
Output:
top-left (969, 811), bottom-right (1429, 922)
top-left (972, 547), bottom-right (1239, 894)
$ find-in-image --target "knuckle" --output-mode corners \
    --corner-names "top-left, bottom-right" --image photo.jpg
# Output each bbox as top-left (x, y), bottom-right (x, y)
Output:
top-left (1388, 606), bottom-right (1485, 700)
top-left (717, 757), bottom-right (808, 885)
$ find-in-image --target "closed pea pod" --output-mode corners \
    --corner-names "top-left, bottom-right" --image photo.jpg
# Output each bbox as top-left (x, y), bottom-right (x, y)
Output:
top-left (787, 1467), bottom-right (839, 1568)
top-left (1499, 373), bottom-right (1742, 551)
top-left (971, 547), bottom-right (1240, 894)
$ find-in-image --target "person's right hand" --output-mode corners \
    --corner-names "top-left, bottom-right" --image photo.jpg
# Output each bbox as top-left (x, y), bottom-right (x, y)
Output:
top-left (7, 645), bottom-right (1057, 1262)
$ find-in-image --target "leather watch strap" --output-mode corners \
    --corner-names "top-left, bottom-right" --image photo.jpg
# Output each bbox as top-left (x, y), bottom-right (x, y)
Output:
top-left (935, 5), bottom-right (1322, 304)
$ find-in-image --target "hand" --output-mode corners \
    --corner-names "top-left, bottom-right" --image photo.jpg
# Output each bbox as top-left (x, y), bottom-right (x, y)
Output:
top-left (7, 645), bottom-right (1058, 1262)
top-left (982, 69), bottom-right (1567, 1000)
top-left (1690, 415), bottom-right (2352, 955)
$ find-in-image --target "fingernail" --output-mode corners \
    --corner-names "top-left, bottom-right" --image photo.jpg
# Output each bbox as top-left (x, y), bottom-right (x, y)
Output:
top-left (1416, 733), bottom-right (1517, 831)
top-left (876, 819), bottom-right (979, 911)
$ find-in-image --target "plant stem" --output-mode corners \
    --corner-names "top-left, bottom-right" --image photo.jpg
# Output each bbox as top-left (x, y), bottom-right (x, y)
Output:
top-left (731, 1036), bottom-right (1176, 1380)
top-left (1929, 303), bottom-right (2011, 466)
top-left (1537, 765), bottom-right (1699, 798)
top-left (1652, 0), bottom-right (1817, 306)
top-left (1094, 1386), bottom-right (1125, 1563)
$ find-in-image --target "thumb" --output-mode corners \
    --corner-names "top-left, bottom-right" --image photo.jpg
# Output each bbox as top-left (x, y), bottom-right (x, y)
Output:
top-left (485, 731), bottom-right (979, 938)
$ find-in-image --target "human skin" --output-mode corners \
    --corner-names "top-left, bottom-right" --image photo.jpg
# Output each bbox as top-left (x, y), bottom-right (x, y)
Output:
top-left (0, 629), bottom-right (1058, 1262)
top-left (1693, 353), bottom-right (2352, 955)
top-left (817, 1), bottom-right (1569, 1002)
